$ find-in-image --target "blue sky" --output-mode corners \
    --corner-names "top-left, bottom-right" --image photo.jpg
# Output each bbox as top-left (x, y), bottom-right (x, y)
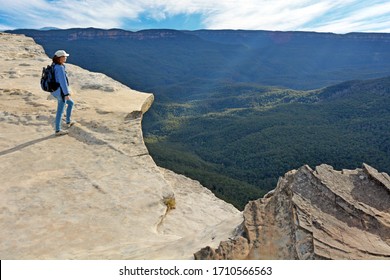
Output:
top-left (0, 0), bottom-right (389, 33)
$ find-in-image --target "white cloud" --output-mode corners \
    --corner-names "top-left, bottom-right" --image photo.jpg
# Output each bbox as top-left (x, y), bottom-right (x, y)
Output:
top-left (0, 0), bottom-right (142, 29)
top-left (305, 1), bottom-right (390, 33)
top-left (0, 0), bottom-right (389, 33)
top-left (202, 1), bottom-right (336, 30)
top-left (0, 24), bottom-right (13, 31)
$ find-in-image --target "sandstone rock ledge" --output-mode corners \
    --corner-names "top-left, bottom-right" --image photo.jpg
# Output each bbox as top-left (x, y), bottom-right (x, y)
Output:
top-left (195, 164), bottom-right (390, 260)
top-left (0, 33), bottom-right (242, 259)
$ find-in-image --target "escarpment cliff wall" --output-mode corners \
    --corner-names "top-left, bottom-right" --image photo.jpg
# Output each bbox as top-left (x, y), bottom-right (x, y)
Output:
top-left (195, 164), bottom-right (390, 260)
top-left (0, 33), bottom-right (242, 259)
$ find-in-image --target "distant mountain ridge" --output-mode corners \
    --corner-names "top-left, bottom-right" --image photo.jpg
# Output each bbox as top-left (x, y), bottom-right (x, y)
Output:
top-left (8, 28), bottom-right (390, 91)
top-left (11, 28), bottom-right (199, 41)
top-left (12, 27), bottom-right (390, 41)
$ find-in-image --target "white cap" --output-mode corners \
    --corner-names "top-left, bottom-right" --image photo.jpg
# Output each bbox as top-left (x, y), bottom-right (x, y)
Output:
top-left (54, 50), bottom-right (70, 57)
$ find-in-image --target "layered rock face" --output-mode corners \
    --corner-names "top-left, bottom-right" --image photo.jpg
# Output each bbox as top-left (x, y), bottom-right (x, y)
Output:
top-left (0, 33), bottom-right (242, 259)
top-left (195, 164), bottom-right (390, 260)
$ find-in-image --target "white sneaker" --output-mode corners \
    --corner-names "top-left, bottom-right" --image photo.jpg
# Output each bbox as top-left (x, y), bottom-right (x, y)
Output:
top-left (66, 121), bottom-right (77, 128)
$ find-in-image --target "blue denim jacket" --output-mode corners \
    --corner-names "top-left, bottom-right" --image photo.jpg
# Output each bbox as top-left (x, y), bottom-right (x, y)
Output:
top-left (52, 64), bottom-right (69, 100)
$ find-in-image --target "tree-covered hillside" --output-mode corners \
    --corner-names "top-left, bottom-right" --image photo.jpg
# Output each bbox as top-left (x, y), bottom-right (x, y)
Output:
top-left (144, 77), bottom-right (390, 209)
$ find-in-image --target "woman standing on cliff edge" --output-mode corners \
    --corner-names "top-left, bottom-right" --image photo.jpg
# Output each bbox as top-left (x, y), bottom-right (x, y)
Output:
top-left (52, 50), bottom-right (75, 136)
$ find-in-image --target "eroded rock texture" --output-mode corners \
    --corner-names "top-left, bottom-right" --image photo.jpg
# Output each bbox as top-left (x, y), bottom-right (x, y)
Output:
top-left (195, 164), bottom-right (390, 260)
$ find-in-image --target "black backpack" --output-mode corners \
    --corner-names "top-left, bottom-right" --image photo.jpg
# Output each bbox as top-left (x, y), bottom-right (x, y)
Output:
top-left (40, 64), bottom-right (59, 92)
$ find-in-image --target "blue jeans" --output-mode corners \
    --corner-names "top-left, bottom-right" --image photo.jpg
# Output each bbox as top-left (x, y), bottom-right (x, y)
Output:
top-left (55, 97), bottom-right (74, 132)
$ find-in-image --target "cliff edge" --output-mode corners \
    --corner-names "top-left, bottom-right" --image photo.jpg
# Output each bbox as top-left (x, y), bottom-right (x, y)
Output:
top-left (195, 164), bottom-right (390, 259)
top-left (0, 33), bottom-right (242, 259)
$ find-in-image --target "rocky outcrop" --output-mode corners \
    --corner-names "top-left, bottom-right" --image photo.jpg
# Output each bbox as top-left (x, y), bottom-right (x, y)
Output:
top-left (0, 33), bottom-right (242, 259)
top-left (195, 164), bottom-right (390, 260)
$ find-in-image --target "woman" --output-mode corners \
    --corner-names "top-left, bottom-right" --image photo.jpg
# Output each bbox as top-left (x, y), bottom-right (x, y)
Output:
top-left (52, 50), bottom-right (75, 136)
